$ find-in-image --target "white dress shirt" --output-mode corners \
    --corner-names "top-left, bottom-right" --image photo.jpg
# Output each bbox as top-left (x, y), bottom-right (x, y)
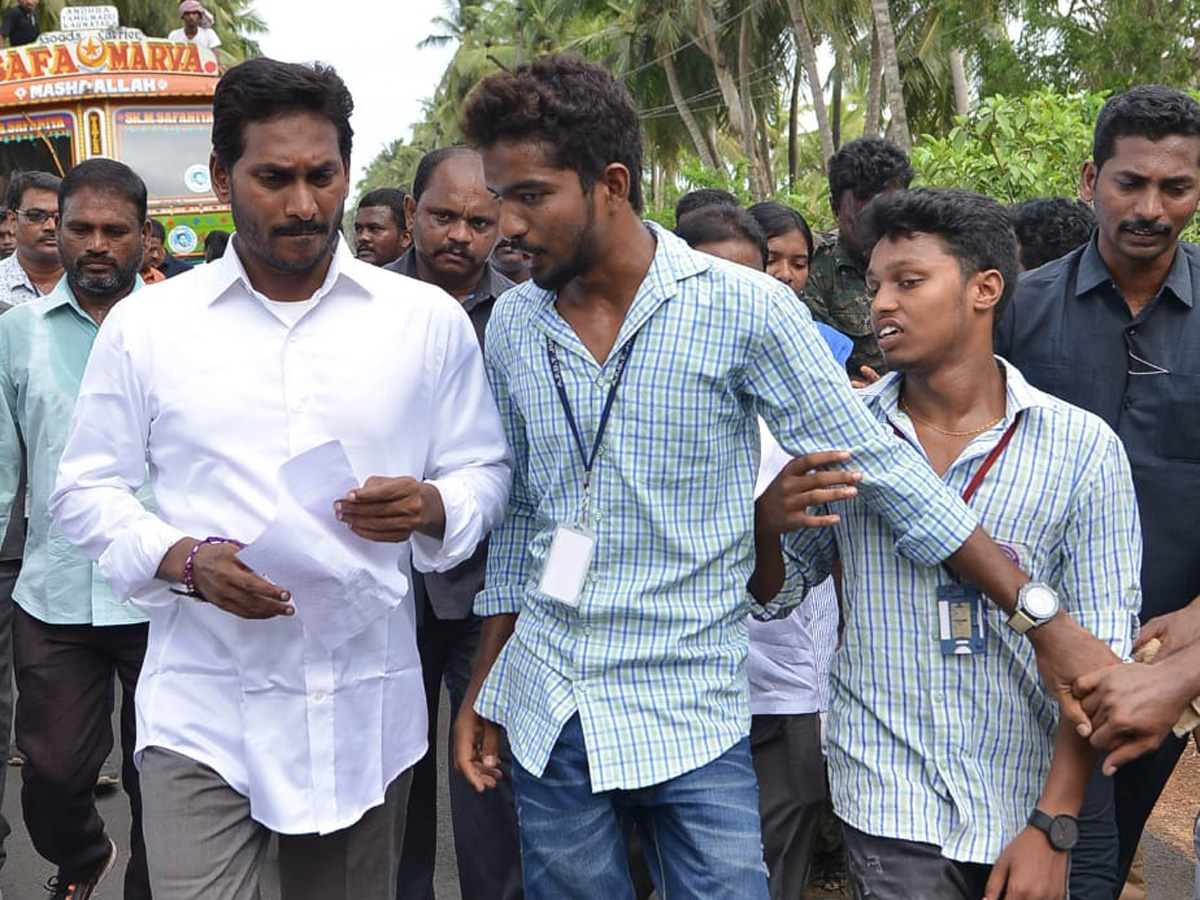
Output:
top-left (50, 238), bottom-right (511, 834)
top-left (747, 421), bottom-right (838, 715)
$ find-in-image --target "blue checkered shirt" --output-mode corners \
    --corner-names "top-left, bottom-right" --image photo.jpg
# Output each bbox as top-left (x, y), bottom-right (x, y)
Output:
top-left (475, 224), bottom-right (979, 791)
top-left (781, 360), bottom-right (1141, 862)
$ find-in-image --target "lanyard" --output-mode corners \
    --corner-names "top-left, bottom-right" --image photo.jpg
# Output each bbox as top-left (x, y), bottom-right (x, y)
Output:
top-left (892, 410), bottom-right (1021, 504)
top-left (546, 334), bottom-right (637, 523)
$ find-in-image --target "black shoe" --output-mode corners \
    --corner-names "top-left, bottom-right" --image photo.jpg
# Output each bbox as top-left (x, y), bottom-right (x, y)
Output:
top-left (45, 837), bottom-right (117, 900)
top-left (93, 765), bottom-right (120, 796)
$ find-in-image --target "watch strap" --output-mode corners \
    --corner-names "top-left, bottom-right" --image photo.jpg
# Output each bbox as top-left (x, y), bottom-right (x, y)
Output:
top-left (1007, 608), bottom-right (1036, 634)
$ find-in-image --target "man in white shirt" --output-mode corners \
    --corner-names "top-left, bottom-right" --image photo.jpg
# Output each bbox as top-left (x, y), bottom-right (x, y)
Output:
top-left (49, 58), bottom-right (511, 900)
top-left (167, 0), bottom-right (220, 51)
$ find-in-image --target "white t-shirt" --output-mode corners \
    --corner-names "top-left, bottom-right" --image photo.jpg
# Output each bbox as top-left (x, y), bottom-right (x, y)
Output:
top-left (168, 26), bottom-right (221, 50)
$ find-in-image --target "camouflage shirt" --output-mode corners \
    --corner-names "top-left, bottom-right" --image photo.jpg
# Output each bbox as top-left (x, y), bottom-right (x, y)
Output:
top-left (803, 237), bottom-right (885, 378)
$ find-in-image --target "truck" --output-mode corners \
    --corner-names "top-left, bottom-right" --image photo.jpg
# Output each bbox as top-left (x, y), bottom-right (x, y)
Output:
top-left (0, 5), bottom-right (228, 260)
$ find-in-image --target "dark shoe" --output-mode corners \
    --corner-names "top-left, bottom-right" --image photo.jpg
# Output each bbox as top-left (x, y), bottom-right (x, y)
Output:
top-left (93, 764), bottom-right (120, 795)
top-left (45, 837), bottom-right (117, 899)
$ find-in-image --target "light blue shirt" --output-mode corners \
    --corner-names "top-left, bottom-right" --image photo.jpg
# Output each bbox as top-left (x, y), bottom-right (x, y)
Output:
top-left (781, 360), bottom-right (1141, 862)
top-left (475, 224), bottom-right (980, 792)
top-left (0, 276), bottom-right (147, 625)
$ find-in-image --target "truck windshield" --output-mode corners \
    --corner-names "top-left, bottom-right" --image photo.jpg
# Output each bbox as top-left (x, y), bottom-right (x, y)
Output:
top-left (114, 107), bottom-right (214, 202)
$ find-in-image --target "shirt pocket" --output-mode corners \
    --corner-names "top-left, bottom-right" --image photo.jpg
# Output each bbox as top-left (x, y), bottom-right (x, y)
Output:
top-left (1157, 373), bottom-right (1200, 462)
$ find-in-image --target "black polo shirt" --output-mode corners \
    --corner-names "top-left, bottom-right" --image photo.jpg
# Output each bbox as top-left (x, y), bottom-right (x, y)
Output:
top-left (1, 5), bottom-right (39, 47)
top-left (996, 237), bottom-right (1200, 621)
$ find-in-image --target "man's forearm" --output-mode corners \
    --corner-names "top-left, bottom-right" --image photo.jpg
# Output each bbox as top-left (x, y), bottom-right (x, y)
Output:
top-left (1038, 721), bottom-right (1098, 817)
top-left (944, 527), bottom-right (1028, 615)
top-left (468, 613), bottom-right (518, 692)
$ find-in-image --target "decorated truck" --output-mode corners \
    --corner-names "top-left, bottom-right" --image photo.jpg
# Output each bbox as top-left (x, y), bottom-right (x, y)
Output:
top-left (0, 5), bottom-right (229, 260)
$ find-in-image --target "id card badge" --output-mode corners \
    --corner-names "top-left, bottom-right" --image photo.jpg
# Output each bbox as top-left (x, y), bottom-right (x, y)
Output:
top-left (537, 524), bottom-right (596, 608)
top-left (937, 584), bottom-right (986, 655)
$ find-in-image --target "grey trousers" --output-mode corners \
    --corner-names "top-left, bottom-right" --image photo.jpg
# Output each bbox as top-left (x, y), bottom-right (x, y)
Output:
top-left (842, 823), bottom-right (992, 900)
top-left (750, 713), bottom-right (827, 900)
top-left (141, 746), bottom-right (412, 900)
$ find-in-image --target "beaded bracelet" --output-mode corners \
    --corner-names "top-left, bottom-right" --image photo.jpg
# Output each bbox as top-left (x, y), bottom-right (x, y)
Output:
top-left (180, 536), bottom-right (246, 599)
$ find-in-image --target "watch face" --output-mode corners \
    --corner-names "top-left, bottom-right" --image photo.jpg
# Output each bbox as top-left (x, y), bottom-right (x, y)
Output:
top-left (1024, 585), bottom-right (1058, 619)
top-left (1049, 815), bottom-right (1079, 850)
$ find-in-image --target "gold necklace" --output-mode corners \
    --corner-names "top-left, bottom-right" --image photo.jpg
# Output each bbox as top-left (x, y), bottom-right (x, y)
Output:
top-left (899, 395), bottom-right (1004, 437)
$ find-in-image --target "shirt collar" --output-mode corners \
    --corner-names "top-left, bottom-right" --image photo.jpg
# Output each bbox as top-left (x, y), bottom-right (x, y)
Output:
top-left (208, 233), bottom-right (368, 306)
top-left (37, 272), bottom-right (143, 321)
top-left (1076, 234), bottom-right (1194, 308)
top-left (870, 356), bottom-right (1057, 430)
top-left (390, 248), bottom-right (514, 310)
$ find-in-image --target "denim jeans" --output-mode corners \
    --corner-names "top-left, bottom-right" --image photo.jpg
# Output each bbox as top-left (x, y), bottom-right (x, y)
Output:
top-left (511, 714), bottom-right (769, 900)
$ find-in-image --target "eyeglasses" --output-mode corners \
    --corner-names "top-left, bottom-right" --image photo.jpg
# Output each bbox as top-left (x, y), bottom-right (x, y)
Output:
top-left (1125, 332), bottom-right (1169, 376)
top-left (14, 208), bottom-right (57, 225)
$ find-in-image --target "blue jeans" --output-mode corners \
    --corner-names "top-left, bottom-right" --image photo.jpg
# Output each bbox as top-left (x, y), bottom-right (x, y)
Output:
top-left (511, 714), bottom-right (769, 900)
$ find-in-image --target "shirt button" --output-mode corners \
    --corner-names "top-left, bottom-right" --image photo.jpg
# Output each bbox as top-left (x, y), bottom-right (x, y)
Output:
top-left (312, 691), bottom-right (327, 702)
top-left (1123, 398), bottom-right (1133, 410)
top-left (1128, 327), bottom-right (1138, 336)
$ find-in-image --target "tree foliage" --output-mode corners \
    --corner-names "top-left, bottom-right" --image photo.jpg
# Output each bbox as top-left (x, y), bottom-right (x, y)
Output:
top-left (38, 0), bottom-right (265, 62)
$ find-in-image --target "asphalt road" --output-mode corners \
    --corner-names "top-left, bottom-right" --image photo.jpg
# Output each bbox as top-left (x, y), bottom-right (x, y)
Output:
top-left (0, 696), bottom-right (1191, 900)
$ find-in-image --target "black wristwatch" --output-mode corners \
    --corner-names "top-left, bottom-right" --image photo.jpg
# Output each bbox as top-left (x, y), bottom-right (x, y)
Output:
top-left (1027, 809), bottom-right (1079, 851)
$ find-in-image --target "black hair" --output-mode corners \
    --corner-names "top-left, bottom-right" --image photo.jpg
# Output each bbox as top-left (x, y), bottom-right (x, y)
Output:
top-left (149, 219), bottom-right (166, 242)
top-left (674, 188), bottom-right (739, 222)
top-left (1093, 85), bottom-right (1200, 171)
top-left (1008, 197), bottom-right (1096, 271)
top-left (862, 187), bottom-right (1018, 318)
top-left (4, 171), bottom-right (61, 212)
top-left (461, 53), bottom-right (644, 213)
top-left (675, 205), bottom-right (768, 268)
top-left (410, 147), bottom-right (477, 204)
top-left (211, 58), bottom-right (354, 170)
top-left (358, 187), bottom-right (408, 230)
top-left (204, 229), bottom-right (230, 262)
top-left (748, 201), bottom-right (814, 256)
top-left (827, 137), bottom-right (913, 213)
top-left (59, 158), bottom-right (147, 223)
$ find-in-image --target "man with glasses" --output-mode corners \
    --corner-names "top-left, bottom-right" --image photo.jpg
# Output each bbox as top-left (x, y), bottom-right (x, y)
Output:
top-left (997, 84), bottom-right (1200, 899)
top-left (0, 172), bottom-right (63, 307)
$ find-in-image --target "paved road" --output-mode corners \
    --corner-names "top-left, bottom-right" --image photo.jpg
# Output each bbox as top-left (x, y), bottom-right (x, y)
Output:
top-left (0, 692), bottom-right (464, 900)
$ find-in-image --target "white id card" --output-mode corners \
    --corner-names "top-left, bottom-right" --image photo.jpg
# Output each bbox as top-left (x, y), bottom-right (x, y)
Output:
top-left (537, 524), bottom-right (596, 608)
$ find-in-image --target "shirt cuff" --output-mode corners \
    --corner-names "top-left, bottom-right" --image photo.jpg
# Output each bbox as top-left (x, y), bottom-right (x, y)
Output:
top-left (752, 542), bottom-right (823, 621)
top-left (98, 516), bottom-right (188, 600)
top-left (892, 499), bottom-right (978, 567)
top-left (1073, 606), bottom-right (1139, 662)
top-left (410, 477), bottom-right (483, 574)
top-left (474, 584), bottom-right (524, 617)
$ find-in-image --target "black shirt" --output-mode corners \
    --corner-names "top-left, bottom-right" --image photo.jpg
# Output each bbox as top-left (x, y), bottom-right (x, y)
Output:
top-left (1, 6), bottom-right (39, 47)
top-left (385, 250), bottom-right (515, 620)
top-left (996, 237), bottom-right (1200, 621)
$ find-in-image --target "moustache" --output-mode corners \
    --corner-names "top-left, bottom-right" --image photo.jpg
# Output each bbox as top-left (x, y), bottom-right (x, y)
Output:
top-left (76, 254), bottom-right (117, 268)
top-left (435, 244), bottom-right (476, 263)
top-left (1120, 217), bottom-right (1171, 236)
top-left (272, 220), bottom-right (328, 238)
top-left (501, 238), bottom-right (540, 256)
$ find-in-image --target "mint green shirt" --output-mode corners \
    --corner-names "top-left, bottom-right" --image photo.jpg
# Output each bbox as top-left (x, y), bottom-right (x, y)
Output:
top-left (0, 276), bottom-right (147, 625)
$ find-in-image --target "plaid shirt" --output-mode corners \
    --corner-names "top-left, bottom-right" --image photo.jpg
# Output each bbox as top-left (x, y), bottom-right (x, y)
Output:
top-left (475, 224), bottom-right (979, 791)
top-left (781, 361), bottom-right (1141, 862)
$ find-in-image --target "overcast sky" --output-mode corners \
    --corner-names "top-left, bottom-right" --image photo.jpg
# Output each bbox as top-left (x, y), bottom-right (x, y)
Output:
top-left (252, 0), bottom-right (457, 190)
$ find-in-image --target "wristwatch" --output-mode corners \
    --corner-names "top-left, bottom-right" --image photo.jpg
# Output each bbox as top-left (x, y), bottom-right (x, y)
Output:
top-left (1027, 809), bottom-right (1079, 851)
top-left (1007, 581), bottom-right (1060, 634)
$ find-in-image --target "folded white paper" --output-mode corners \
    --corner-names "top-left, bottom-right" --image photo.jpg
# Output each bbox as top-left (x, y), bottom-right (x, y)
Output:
top-left (238, 440), bottom-right (409, 650)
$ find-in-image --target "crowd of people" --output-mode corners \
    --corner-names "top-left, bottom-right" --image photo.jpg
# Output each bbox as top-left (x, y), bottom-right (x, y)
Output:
top-left (0, 48), bottom-right (1192, 900)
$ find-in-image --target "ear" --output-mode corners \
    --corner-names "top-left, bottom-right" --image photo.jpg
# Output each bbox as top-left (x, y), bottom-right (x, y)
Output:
top-left (1079, 161), bottom-right (1097, 203)
top-left (210, 151), bottom-right (231, 204)
top-left (596, 162), bottom-right (631, 210)
top-left (141, 219), bottom-right (152, 244)
top-left (404, 193), bottom-right (416, 227)
top-left (969, 268), bottom-right (1005, 313)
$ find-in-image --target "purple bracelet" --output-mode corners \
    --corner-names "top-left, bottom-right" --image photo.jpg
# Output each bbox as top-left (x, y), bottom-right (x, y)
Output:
top-left (181, 536), bottom-right (246, 598)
